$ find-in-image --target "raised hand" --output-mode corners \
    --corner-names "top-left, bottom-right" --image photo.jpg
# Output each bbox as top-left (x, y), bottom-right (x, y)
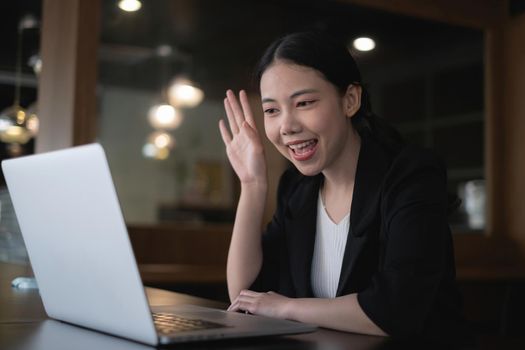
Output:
top-left (219, 90), bottom-right (267, 186)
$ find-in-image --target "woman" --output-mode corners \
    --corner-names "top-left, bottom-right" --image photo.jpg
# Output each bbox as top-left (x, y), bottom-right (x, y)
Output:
top-left (219, 31), bottom-right (467, 343)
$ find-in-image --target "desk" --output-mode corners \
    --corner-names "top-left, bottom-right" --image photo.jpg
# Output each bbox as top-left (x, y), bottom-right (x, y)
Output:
top-left (0, 262), bottom-right (520, 350)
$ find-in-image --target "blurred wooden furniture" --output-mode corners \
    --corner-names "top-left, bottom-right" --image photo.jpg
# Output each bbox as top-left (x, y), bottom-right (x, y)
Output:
top-left (128, 223), bottom-right (232, 286)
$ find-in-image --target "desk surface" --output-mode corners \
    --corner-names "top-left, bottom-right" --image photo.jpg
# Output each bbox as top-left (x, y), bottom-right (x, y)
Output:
top-left (0, 262), bottom-right (520, 350)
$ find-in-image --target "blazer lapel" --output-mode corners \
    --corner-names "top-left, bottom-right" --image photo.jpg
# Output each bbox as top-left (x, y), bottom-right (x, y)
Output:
top-left (337, 135), bottom-right (391, 296)
top-left (284, 174), bottom-right (321, 298)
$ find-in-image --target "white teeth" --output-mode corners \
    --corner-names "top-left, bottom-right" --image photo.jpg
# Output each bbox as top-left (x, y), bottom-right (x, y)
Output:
top-left (288, 140), bottom-right (316, 150)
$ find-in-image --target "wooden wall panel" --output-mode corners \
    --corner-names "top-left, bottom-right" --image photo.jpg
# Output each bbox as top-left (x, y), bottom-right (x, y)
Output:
top-left (503, 13), bottom-right (525, 255)
top-left (36, 0), bottom-right (100, 153)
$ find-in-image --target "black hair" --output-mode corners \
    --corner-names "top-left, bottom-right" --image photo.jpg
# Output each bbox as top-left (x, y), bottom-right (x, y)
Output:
top-left (255, 31), bottom-right (404, 154)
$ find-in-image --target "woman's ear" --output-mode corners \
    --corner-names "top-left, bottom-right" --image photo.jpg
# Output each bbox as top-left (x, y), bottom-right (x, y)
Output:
top-left (343, 84), bottom-right (362, 118)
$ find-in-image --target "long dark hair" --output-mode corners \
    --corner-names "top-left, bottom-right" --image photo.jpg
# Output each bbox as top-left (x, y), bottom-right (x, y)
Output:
top-left (255, 31), bottom-right (404, 153)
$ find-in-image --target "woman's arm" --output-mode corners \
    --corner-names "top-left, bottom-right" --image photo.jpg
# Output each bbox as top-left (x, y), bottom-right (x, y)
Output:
top-left (228, 290), bottom-right (387, 336)
top-left (226, 183), bottom-right (267, 301)
top-left (219, 90), bottom-right (268, 301)
top-left (289, 294), bottom-right (387, 336)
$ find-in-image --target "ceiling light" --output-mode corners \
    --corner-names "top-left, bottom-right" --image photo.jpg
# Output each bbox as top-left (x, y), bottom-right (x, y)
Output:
top-left (142, 143), bottom-right (170, 160)
top-left (118, 0), bottom-right (142, 12)
top-left (148, 131), bottom-right (175, 150)
top-left (353, 37), bottom-right (376, 52)
top-left (25, 103), bottom-right (39, 136)
top-left (148, 104), bottom-right (183, 130)
top-left (143, 131), bottom-right (175, 160)
top-left (0, 16), bottom-right (39, 147)
top-left (168, 77), bottom-right (204, 108)
top-left (0, 106), bottom-right (33, 144)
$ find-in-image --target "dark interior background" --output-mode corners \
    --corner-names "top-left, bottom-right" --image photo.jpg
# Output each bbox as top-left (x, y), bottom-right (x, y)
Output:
top-left (1, 0), bottom-right (486, 229)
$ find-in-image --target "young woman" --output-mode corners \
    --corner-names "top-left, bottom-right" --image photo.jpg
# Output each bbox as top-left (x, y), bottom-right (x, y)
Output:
top-left (219, 31), bottom-right (468, 343)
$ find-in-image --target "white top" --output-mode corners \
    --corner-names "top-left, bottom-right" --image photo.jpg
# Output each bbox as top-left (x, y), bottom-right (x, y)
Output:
top-left (311, 190), bottom-right (350, 298)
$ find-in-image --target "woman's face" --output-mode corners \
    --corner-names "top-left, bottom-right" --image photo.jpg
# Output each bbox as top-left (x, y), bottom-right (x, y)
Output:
top-left (260, 60), bottom-right (360, 176)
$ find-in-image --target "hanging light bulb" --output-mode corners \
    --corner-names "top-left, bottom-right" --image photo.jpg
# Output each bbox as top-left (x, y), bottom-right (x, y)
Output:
top-left (143, 131), bottom-right (175, 160)
top-left (118, 0), bottom-right (142, 12)
top-left (142, 142), bottom-right (170, 160)
top-left (168, 77), bottom-right (204, 108)
top-left (148, 131), bottom-right (175, 149)
top-left (0, 105), bottom-right (33, 144)
top-left (0, 15), bottom-right (39, 146)
top-left (25, 102), bottom-right (39, 136)
top-left (147, 103), bottom-right (183, 130)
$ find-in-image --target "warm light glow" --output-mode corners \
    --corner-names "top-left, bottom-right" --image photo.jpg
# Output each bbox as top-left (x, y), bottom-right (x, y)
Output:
top-left (118, 0), bottom-right (142, 12)
top-left (154, 134), bottom-right (170, 148)
top-left (0, 125), bottom-right (32, 144)
top-left (0, 105), bottom-right (36, 144)
top-left (25, 103), bottom-right (39, 136)
top-left (6, 125), bottom-right (24, 137)
top-left (27, 114), bottom-right (39, 136)
top-left (168, 78), bottom-right (204, 108)
top-left (142, 142), bottom-right (170, 160)
top-left (353, 37), bottom-right (376, 52)
top-left (148, 104), bottom-right (183, 130)
top-left (0, 118), bottom-right (13, 132)
top-left (156, 147), bottom-right (170, 160)
top-left (148, 131), bottom-right (175, 150)
top-left (16, 109), bottom-right (26, 124)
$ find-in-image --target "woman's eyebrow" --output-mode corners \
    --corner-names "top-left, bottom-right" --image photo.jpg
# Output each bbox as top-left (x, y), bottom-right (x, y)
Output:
top-left (290, 89), bottom-right (318, 99)
top-left (261, 89), bottom-right (318, 104)
top-left (261, 97), bottom-right (275, 104)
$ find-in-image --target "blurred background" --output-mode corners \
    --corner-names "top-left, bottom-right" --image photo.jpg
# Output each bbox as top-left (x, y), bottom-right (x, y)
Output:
top-left (0, 0), bottom-right (486, 229)
top-left (1, 0), bottom-right (525, 336)
top-left (97, 0), bottom-right (486, 231)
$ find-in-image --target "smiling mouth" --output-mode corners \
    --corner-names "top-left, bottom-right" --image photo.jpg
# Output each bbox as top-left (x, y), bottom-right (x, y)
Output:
top-left (287, 139), bottom-right (318, 161)
top-left (288, 139), bottom-right (317, 153)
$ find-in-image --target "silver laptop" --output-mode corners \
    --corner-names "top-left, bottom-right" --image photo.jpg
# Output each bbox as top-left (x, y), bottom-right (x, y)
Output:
top-left (1, 143), bottom-right (316, 346)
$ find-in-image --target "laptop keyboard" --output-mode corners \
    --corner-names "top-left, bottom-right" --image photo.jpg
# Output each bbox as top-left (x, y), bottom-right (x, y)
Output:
top-left (153, 312), bottom-right (227, 334)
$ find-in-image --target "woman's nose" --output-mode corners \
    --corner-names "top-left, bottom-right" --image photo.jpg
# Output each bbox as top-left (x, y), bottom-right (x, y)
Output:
top-left (280, 111), bottom-right (301, 136)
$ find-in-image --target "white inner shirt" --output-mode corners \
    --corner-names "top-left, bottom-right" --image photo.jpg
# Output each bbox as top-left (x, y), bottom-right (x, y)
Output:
top-left (311, 190), bottom-right (350, 298)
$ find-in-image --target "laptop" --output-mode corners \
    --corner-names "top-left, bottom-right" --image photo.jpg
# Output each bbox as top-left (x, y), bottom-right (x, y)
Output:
top-left (1, 143), bottom-right (316, 346)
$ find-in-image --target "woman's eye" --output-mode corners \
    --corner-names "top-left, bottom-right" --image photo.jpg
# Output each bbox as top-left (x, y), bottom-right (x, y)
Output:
top-left (264, 108), bottom-right (278, 115)
top-left (297, 100), bottom-right (316, 107)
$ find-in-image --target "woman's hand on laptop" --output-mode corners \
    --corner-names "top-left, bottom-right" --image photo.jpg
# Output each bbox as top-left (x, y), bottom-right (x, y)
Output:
top-left (227, 290), bottom-right (292, 319)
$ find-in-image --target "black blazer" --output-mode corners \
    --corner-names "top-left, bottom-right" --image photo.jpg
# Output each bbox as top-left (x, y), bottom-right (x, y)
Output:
top-left (250, 133), bottom-right (469, 343)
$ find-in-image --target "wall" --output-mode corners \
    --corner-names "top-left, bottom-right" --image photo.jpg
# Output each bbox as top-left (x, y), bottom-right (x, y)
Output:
top-left (98, 87), bottom-right (232, 224)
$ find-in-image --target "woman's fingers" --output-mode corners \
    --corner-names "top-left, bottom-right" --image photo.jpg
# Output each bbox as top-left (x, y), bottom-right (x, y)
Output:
top-left (226, 90), bottom-right (249, 132)
top-left (227, 290), bottom-right (259, 312)
top-left (224, 97), bottom-right (239, 135)
top-left (239, 90), bottom-right (256, 130)
top-left (227, 299), bottom-right (239, 312)
top-left (223, 89), bottom-right (258, 137)
top-left (218, 119), bottom-right (232, 145)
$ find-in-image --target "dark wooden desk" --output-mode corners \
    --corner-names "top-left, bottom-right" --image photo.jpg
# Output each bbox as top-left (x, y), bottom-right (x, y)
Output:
top-left (0, 262), bottom-right (521, 350)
